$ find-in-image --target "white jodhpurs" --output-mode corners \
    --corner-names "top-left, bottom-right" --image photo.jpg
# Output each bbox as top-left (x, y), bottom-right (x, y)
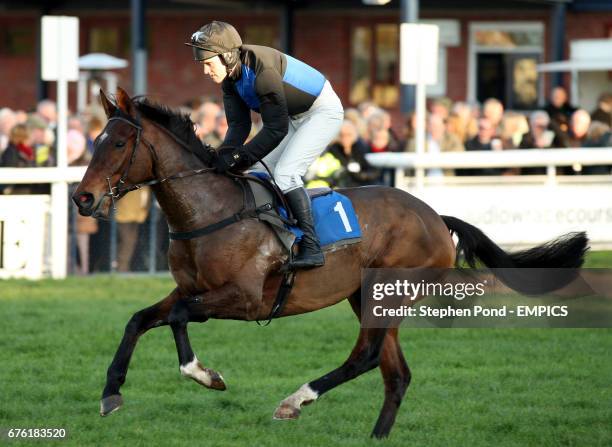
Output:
top-left (250, 81), bottom-right (344, 192)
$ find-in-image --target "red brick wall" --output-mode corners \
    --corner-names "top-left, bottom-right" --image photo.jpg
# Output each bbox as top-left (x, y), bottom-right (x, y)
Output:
top-left (0, 14), bottom-right (39, 111)
top-left (1, 8), bottom-right (612, 117)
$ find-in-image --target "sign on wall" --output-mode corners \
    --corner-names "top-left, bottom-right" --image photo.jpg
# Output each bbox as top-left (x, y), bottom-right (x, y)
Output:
top-left (41, 16), bottom-right (79, 82)
top-left (400, 23), bottom-right (439, 86)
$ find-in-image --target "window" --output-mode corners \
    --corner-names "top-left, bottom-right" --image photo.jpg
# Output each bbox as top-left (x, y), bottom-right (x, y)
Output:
top-left (89, 28), bottom-right (121, 54)
top-left (350, 26), bottom-right (371, 104)
top-left (469, 22), bottom-right (544, 110)
top-left (373, 24), bottom-right (399, 108)
top-left (350, 24), bottom-right (399, 108)
top-left (0, 27), bottom-right (35, 56)
top-left (88, 27), bottom-right (132, 57)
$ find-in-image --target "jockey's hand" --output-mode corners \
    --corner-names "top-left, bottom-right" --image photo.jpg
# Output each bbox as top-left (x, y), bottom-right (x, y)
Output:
top-left (214, 146), bottom-right (249, 173)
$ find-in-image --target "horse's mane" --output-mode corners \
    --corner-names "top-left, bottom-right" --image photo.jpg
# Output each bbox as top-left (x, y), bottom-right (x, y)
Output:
top-left (132, 97), bottom-right (204, 153)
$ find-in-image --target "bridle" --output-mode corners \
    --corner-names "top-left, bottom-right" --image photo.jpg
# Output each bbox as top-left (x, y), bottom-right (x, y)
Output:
top-left (103, 115), bottom-right (214, 210)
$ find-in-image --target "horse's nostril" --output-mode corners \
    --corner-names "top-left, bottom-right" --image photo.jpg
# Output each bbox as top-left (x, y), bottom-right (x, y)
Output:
top-left (73, 192), bottom-right (95, 210)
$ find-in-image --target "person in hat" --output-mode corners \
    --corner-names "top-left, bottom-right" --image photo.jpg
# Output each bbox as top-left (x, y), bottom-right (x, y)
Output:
top-left (186, 21), bottom-right (344, 269)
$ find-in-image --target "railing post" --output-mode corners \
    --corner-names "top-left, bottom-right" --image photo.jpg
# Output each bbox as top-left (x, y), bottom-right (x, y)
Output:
top-left (546, 165), bottom-right (557, 185)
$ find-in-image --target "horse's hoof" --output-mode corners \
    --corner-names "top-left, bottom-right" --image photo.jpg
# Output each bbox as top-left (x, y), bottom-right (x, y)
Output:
top-left (273, 404), bottom-right (301, 420)
top-left (204, 368), bottom-right (226, 391)
top-left (100, 394), bottom-right (123, 417)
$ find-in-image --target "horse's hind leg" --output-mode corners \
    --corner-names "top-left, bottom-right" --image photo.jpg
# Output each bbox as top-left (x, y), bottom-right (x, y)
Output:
top-left (100, 288), bottom-right (181, 416)
top-left (348, 293), bottom-right (411, 438)
top-left (167, 299), bottom-right (226, 391)
top-left (371, 329), bottom-right (411, 438)
top-left (273, 290), bottom-right (388, 420)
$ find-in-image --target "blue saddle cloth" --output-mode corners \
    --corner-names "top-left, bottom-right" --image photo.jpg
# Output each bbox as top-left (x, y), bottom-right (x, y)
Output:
top-left (250, 173), bottom-right (362, 248)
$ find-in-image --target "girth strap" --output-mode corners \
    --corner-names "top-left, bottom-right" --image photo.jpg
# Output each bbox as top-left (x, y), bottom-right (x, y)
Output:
top-left (168, 177), bottom-right (269, 240)
top-left (169, 203), bottom-right (272, 240)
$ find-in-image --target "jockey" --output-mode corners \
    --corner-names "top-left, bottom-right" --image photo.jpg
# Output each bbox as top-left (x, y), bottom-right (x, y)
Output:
top-left (186, 21), bottom-right (344, 269)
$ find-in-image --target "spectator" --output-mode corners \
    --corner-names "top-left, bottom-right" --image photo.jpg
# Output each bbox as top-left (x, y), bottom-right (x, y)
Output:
top-left (500, 112), bottom-right (529, 149)
top-left (14, 110), bottom-right (28, 125)
top-left (358, 101), bottom-right (380, 121)
top-left (564, 109), bottom-right (592, 148)
top-left (582, 122), bottom-right (612, 175)
top-left (0, 124), bottom-right (38, 194)
top-left (68, 115), bottom-right (84, 133)
top-left (367, 113), bottom-right (400, 153)
top-left (306, 120), bottom-right (381, 188)
top-left (430, 97), bottom-right (452, 120)
top-left (201, 110), bottom-right (228, 148)
top-left (0, 124), bottom-right (34, 168)
top-left (215, 112), bottom-right (228, 141)
top-left (406, 114), bottom-right (464, 177)
top-left (449, 102), bottom-right (478, 143)
top-left (519, 111), bottom-right (558, 150)
top-left (457, 117), bottom-right (503, 176)
top-left (26, 114), bottom-right (55, 167)
top-left (380, 109), bottom-right (400, 147)
top-left (0, 107), bottom-right (17, 154)
top-left (482, 98), bottom-right (504, 133)
top-left (67, 129), bottom-right (98, 274)
top-left (115, 187), bottom-right (151, 272)
top-left (518, 111), bottom-right (558, 175)
top-left (590, 92), bottom-right (612, 127)
top-left (36, 99), bottom-right (57, 130)
top-left (344, 107), bottom-right (368, 140)
top-left (86, 117), bottom-right (104, 154)
top-left (557, 109), bottom-right (591, 175)
top-left (194, 101), bottom-right (222, 147)
top-left (544, 86), bottom-right (576, 134)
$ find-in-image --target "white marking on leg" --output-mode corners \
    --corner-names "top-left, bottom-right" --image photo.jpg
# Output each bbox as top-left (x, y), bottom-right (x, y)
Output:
top-left (281, 384), bottom-right (318, 409)
top-left (179, 356), bottom-right (213, 387)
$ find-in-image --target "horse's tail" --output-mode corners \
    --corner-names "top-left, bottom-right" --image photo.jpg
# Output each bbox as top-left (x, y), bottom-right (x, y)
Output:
top-left (441, 215), bottom-right (589, 293)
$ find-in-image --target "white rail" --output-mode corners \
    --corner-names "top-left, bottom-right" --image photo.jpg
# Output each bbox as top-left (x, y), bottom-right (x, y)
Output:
top-left (366, 147), bottom-right (612, 187)
top-left (0, 166), bottom-right (87, 184)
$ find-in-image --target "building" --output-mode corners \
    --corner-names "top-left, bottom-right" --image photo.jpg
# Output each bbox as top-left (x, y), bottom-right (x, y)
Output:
top-left (1, 0), bottom-right (611, 118)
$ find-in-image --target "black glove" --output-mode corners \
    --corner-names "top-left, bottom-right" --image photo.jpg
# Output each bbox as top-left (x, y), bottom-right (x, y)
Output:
top-left (214, 146), bottom-right (252, 173)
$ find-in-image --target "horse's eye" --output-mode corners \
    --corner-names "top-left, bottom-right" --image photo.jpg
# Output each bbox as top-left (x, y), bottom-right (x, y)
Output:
top-left (115, 141), bottom-right (126, 148)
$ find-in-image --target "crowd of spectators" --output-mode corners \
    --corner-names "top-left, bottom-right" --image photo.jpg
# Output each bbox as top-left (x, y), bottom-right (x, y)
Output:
top-left (305, 88), bottom-right (612, 186)
top-left (1, 88), bottom-right (611, 272)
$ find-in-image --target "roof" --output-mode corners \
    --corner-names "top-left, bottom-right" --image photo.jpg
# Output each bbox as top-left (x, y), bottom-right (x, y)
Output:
top-left (537, 38), bottom-right (612, 72)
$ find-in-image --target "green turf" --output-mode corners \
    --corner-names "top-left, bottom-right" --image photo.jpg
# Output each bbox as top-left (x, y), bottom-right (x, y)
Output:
top-left (0, 253), bottom-right (611, 446)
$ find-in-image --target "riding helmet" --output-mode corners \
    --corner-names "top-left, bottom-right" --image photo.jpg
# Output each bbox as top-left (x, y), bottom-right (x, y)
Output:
top-left (185, 21), bottom-right (242, 64)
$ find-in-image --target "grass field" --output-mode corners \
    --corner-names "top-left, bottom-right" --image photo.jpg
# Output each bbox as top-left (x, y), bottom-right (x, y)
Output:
top-left (1, 254), bottom-right (611, 446)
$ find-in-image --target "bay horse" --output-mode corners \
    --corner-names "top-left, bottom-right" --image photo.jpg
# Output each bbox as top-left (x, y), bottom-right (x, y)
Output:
top-left (73, 88), bottom-right (587, 438)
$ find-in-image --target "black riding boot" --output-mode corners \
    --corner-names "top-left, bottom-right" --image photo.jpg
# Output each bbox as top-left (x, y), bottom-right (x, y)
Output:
top-left (286, 187), bottom-right (325, 269)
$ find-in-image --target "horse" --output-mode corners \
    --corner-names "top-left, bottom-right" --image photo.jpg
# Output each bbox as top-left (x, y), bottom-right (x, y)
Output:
top-left (73, 87), bottom-right (588, 438)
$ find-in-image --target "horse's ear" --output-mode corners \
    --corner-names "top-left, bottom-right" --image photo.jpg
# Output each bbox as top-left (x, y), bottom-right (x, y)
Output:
top-left (99, 89), bottom-right (117, 118)
top-left (115, 87), bottom-right (138, 119)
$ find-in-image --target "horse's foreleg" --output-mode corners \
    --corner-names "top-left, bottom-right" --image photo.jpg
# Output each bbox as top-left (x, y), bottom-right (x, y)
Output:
top-left (168, 299), bottom-right (226, 391)
top-left (100, 288), bottom-right (181, 416)
top-left (167, 282), bottom-right (260, 391)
